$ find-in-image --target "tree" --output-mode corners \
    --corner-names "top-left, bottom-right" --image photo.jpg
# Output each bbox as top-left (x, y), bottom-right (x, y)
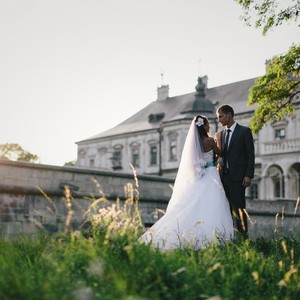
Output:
top-left (64, 160), bottom-right (76, 167)
top-left (0, 143), bottom-right (39, 163)
top-left (235, 0), bottom-right (300, 133)
top-left (248, 44), bottom-right (300, 133)
top-left (235, 0), bottom-right (300, 35)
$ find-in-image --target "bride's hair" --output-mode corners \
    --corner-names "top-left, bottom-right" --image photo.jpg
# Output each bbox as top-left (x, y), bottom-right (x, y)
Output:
top-left (194, 115), bottom-right (209, 138)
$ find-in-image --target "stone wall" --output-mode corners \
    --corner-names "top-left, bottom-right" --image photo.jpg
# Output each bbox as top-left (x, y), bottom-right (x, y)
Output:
top-left (0, 160), bottom-right (173, 238)
top-left (0, 160), bottom-right (299, 239)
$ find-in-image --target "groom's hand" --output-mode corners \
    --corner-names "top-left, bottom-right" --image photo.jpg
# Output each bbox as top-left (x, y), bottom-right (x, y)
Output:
top-left (242, 177), bottom-right (252, 187)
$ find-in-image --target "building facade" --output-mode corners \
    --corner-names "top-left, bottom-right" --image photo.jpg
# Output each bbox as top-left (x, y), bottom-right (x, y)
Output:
top-left (76, 76), bottom-right (300, 202)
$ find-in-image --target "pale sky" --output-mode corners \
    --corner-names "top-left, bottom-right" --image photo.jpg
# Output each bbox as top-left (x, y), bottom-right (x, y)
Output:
top-left (0, 0), bottom-right (299, 166)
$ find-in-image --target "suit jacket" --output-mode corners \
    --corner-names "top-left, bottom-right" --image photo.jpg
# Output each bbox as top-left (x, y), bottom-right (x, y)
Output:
top-left (219, 123), bottom-right (255, 182)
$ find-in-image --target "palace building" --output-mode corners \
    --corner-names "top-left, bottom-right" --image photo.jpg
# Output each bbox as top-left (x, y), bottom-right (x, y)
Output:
top-left (76, 76), bottom-right (300, 201)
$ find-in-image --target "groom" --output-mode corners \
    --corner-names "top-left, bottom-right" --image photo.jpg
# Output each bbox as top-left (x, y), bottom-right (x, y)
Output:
top-left (216, 104), bottom-right (255, 239)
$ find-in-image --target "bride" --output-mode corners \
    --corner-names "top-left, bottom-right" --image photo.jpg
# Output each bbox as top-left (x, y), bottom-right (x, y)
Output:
top-left (139, 115), bottom-right (233, 250)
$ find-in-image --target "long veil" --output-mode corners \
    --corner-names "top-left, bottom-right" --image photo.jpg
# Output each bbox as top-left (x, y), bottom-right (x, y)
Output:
top-left (166, 118), bottom-right (207, 212)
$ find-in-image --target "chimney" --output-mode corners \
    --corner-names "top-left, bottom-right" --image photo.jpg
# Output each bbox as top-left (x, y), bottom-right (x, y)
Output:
top-left (157, 85), bottom-right (169, 101)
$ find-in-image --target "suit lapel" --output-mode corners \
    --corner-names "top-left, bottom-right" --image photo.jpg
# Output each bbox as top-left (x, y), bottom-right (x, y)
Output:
top-left (228, 123), bottom-right (240, 151)
top-left (221, 130), bottom-right (226, 152)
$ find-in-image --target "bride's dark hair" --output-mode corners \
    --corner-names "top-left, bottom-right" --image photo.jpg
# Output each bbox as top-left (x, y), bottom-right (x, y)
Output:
top-left (194, 115), bottom-right (209, 138)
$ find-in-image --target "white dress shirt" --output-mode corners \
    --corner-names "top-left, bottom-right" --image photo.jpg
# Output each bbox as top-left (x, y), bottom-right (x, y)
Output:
top-left (226, 122), bottom-right (236, 148)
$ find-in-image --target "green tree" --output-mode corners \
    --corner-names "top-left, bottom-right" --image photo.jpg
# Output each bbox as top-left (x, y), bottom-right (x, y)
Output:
top-left (0, 143), bottom-right (39, 163)
top-left (64, 160), bottom-right (76, 167)
top-left (235, 0), bottom-right (300, 133)
top-left (248, 44), bottom-right (300, 133)
top-left (235, 0), bottom-right (300, 35)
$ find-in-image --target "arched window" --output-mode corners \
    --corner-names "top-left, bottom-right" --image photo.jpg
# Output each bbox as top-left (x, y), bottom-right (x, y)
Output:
top-left (266, 165), bottom-right (284, 199)
top-left (288, 163), bottom-right (300, 200)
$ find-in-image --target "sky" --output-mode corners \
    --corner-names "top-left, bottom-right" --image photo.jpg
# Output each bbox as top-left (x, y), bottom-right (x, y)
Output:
top-left (0, 0), bottom-right (299, 166)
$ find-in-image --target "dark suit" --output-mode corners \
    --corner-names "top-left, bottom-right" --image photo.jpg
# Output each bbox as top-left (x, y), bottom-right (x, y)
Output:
top-left (219, 123), bottom-right (255, 238)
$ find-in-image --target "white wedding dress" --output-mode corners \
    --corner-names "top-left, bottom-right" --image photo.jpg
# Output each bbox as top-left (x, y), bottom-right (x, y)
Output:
top-left (139, 120), bottom-right (233, 250)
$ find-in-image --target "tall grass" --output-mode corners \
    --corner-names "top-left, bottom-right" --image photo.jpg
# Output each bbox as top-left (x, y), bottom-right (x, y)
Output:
top-left (0, 177), bottom-right (300, 299)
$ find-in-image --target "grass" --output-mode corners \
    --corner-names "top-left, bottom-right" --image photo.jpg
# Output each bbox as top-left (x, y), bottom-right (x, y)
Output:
top-left (0, 176), bottom-right (300, 299)
top-left (1, 233), bottom-right (300, 299)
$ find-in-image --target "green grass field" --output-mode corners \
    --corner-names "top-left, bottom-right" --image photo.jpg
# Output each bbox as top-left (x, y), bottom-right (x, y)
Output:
top-left (0, 184), bottom-right (299, 299)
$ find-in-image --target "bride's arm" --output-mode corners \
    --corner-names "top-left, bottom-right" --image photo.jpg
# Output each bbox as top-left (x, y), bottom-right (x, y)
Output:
top-left (214, 131), bottom-right (222, 150)
top-left (209, 137), bottom-right (221, 156)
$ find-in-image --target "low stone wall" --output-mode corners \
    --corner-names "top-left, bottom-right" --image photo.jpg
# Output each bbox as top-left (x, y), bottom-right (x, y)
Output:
top-left (0, 160), bottom-right (173, 238)
top-left (247, 198), bottom-right (300, 238)
top-left (0, 160), bottom-right (299, 239)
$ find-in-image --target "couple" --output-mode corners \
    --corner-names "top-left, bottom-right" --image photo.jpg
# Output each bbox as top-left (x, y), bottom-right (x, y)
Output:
top-left (140, 104), bottom-right (255, 250)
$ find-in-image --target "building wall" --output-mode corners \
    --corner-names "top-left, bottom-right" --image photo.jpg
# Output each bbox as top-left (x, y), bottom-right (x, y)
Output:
top-left (77, 120), bottom-right (194, 178)
top-left (77, 102), bottom-right (300, 202)
top-left (254, 110), bottom-right (300, 201)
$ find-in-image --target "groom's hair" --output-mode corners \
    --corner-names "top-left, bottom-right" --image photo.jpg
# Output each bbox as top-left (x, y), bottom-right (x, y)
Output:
top-left (217, 104), bottom-right (234, 117)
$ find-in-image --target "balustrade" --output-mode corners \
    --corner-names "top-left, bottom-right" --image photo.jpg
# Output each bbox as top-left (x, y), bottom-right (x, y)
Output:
top-left (262, 138), bottom-right (300, 155)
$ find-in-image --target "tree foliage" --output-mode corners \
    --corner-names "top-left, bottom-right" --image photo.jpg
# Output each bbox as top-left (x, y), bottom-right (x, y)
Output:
top-left (248, 44), bottom-right (300, 133)
top-left (235, 0), bottom-right (300, 35)
top-left (64, 160), bottom-right (76, 167)
top-left (235, 0), bottom-right (300, 133)
top-left (0, 143), bottom-right (39, 163)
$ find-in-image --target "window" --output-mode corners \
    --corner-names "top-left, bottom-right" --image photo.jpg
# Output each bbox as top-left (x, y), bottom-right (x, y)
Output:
top-left (275, 128), bottom-right (285, 139)
top-left (170, 140), bottom-right (177, 160)
top-left (130, 142), bottom-right (140, 168)
top-left (132, 148), bottom-right (140, 168)
top-left (168, 131), bottom-right (178, 161)
top-left (148, 113), bottom-right (165, 123)
top-left (89, 158), bottom-right (95, 168)
top-left (267, 165), bottom-right (284, 199)
top-left (148, 140), bottom-right (159, 166)
top-left (111, 145), bottom-right (123, 170)
top-left (274, 179), bottom-right (281, 198)
top-left (288, 164), bottom-right (300, 199)
top-left (150, 146), bottom-right (157, 165)
top-left (249, 183), bottom-right (258, 200)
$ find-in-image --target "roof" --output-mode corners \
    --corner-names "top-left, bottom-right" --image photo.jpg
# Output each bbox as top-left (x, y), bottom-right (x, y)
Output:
top-left (79, 77), bottom-right (256, 142)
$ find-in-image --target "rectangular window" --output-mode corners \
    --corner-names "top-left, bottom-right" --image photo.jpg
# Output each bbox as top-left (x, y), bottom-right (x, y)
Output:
top-left (132, 149), bottom-right (139, 167)
top-left (89, 159), bottom-right (95, 168)
top-left (275, 128), bottom-right (285, 139)
top-left (150, 146), bottom-right (157, 165)
top-left (112, 150), bottom-right (122, 170)
top-left (274, 179), bottom-right (281, 198)
top-left (249, 183), bottom-right (258, 200)
top-left (170, 141), bottom-right (177, 160)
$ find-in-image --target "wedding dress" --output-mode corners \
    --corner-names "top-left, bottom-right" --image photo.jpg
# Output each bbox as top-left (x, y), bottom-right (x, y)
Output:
top-left (139, 119), bottom-right (233, 250)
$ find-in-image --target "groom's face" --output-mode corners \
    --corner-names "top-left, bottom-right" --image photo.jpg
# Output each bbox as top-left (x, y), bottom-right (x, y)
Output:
top-left (217, 110), bottom-right (230, 127)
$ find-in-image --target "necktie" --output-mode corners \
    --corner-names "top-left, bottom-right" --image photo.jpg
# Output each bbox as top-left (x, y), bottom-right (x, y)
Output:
top-left (223, 129), bottom-right (231, 170)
